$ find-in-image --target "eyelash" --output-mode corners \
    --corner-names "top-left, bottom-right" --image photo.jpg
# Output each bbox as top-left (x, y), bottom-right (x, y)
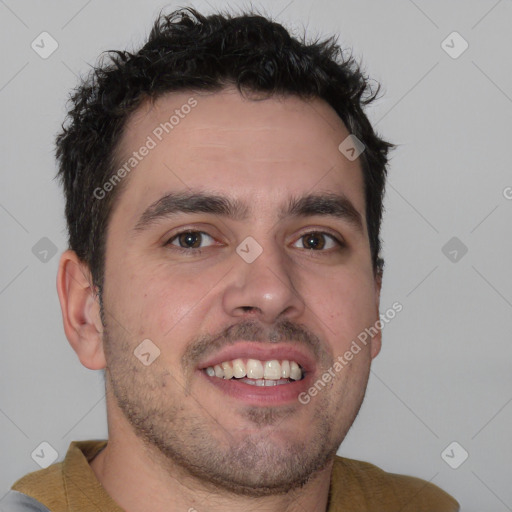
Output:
top-left (164, 229), bottom-right (345, 256)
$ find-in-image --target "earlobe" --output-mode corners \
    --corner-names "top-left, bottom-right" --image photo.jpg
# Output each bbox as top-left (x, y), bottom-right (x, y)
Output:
top-left (371, 268), bottom-right (383, 360)
top-left (371, 331), bottom-right (382, 359)
top-left (56, 250), bottom-right (106, 370)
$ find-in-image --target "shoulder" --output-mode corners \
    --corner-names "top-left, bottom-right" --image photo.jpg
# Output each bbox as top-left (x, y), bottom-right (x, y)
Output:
top-left (10, 440), bottom-right (107, 512)
top-left (10, 462), bottom-right (66, 512)
top-left (330, 456), bottom-right (460, 511)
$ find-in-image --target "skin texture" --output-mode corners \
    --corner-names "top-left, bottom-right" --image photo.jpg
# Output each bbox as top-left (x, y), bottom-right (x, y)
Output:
top-left (57, 87), bottom-right (382, 512)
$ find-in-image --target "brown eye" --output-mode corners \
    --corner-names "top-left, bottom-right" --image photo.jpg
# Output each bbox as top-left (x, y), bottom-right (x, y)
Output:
top-left (168, 231), bottom-right (215, 249)
top-left (293, 232), bottom-right (340, 250)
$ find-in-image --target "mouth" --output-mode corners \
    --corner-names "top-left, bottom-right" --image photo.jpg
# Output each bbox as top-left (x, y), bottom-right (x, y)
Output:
top-left (197, 343), bottom-right (315, 405)
top-left (204, 358), bottom-right (304, 386)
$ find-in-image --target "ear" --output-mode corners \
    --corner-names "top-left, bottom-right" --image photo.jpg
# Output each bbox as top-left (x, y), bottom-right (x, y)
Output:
top-left (370, 268), bottom-right (382, 360)
top-left (56, 250), bottom-right (106, 370)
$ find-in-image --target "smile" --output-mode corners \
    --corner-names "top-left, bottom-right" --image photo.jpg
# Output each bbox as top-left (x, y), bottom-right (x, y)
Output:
top-left (204, 358), bottom-right (304, 386)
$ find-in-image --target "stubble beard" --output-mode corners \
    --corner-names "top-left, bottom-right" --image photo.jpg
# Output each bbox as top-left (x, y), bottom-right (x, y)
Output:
top-left (102, 320), bottom-right (369, 497)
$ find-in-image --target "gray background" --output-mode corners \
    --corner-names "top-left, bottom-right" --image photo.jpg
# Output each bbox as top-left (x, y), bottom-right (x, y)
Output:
top-left (1, 0), bottom-right (511, 510)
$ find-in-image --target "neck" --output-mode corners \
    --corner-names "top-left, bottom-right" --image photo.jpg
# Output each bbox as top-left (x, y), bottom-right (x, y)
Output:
top-left (90, 404), bottom-right (333, 512)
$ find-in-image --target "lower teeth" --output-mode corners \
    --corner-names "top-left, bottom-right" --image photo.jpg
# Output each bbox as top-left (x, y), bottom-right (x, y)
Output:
top-left (239, 378), bottom-right (291, 387)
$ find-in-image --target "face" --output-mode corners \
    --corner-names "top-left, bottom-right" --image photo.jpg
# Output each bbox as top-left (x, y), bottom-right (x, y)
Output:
top-left (100, 88), bottom-right (381, 496)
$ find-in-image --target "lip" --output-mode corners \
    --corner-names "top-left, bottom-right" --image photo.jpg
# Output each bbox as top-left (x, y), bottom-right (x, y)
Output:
top-left (197, 342), bottom-right (317, 406)
top-left (199, 369), bottom-right (315, 406)
top-left (198, 342), bottom-right (317, 373)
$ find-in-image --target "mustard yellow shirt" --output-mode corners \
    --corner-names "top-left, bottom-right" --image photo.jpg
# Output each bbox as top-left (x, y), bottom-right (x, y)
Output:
top-left (11, 440), bottom-right (459, 511)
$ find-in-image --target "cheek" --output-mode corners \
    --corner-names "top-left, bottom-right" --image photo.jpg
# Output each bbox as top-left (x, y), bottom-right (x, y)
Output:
top-left (307, 269), bottom-right (377, 352)
top-left (125, 261), bottom-right (222, 339)
top-left (105, 263), bottom-right (220, 387)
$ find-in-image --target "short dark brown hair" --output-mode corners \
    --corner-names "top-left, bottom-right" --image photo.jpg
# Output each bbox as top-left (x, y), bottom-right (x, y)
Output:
top-left (56, 7), bottom-right (393, 290)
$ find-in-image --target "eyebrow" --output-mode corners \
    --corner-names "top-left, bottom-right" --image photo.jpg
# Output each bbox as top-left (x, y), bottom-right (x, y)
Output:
top-left (133, 190), bottom-right (363, 234)
top-left (133, 192), bottom-right (249, 232)
top-left (284, 193), bottom-right (363, 232)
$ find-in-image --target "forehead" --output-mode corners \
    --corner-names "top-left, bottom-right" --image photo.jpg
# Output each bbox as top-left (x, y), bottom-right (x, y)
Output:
top-left (112, 88), bottom-right (366, 227)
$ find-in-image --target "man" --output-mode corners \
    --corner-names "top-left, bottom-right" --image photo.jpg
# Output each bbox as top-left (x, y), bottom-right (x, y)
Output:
top-left (8, 7), bottom-right (459, 511)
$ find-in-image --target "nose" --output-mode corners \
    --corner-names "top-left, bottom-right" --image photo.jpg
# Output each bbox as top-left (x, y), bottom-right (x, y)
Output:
top-left (221, 240), bottom-right (306, 325)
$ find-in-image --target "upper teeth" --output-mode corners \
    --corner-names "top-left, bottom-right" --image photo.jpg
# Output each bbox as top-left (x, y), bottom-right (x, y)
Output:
top-left (205, 359), bottom-right (303, 381)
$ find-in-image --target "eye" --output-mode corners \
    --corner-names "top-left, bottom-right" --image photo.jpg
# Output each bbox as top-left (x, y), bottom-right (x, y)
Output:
top-left (167, 230), bottom-right (216, 250)
top-left (292, 231), bottom-right (342, 251)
